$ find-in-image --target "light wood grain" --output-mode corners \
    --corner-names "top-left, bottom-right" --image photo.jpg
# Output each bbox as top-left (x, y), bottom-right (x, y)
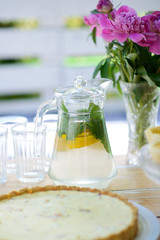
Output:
top-left (0, 155), bottom-right (160, 239)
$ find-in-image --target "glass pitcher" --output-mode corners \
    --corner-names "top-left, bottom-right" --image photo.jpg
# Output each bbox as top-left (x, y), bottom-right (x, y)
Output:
top-left (35, 76), bottom-right (117, 189)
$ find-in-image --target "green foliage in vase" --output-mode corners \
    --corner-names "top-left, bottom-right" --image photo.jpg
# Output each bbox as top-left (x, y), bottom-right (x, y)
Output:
top-left (92, 41), bottom-right (160, 91)
top-left (84, 1), bottom-right (160, 92)
top-left (84, 1), bottom-right (160, 156)
top-left (122, 83), bottom-right (159, 150)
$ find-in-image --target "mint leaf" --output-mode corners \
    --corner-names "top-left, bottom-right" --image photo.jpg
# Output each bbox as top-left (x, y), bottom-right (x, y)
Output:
top-left (66, 121), bottom-right (86, 140)
top-left (58, 101), bottom-right (87, 140)
top-left (57, 101), bottom-right (112, 154)
top-left (88, 103), bottom-right (112, 154)
top-left (58, 101), bottom-right (69, 137)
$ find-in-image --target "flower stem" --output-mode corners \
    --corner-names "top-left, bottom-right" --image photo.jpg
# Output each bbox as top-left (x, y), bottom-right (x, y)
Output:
top-left (130, 41), bottom-right (133, 53)
top-left (118, 49), bottom-right (130, 82)
top-left (108, 12), bottom-right (112, 19)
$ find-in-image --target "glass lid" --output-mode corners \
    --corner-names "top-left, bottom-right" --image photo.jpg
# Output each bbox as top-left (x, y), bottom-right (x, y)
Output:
top-left (54, 76), bottom-right (108, 112)
top-left (56, 76), bottom-right (103, 101)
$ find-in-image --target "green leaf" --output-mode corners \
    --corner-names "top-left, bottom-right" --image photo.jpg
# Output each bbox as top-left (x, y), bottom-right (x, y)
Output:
top-left (91, 27), bottom-right (97, 45)
top-left (122, 42), bottom-right (130, 56)
top-left (60, 101), bottom-right (68, 112)
top-left (132, 85), bottom-right (146, 103)
top-left (117, 80), bottom-right (122, 94)
top-left (110, 62), bottom-right (117, 83)
top-left (58, 101), bottom-right (87, 140)
top-left (66, 121), bottom-right (86, 140)
top-left (91, 9), bottom-right (100, 14)
top-left (134, 43), bottom-right (150, 65)
top-left (125, 58), bottom-right (134, 81)
top-left (57, 101), bottom-right (112, 154)
top-left (58, 102), bottom-right (69, 137)
top-left (126, 53), bottom-right (138, 67)
top-left (106, 42), bottom-right (114, 54)
top-left (113, 41), bottom-right (123, 49)
top-left (133, 74), bottom-right (141, 83)
top-left (148, 73), bottom-right (160, 87)
top-left (100, 58), bottom-right (111, 78)
top-left (118, 65), bottom-right (128, 82)
top-left (93, 58), bottom-right (106, 78)
top-left (136, 66), bottom-right (156, 87)
top-left (88, 103), bottom-right (112, 153)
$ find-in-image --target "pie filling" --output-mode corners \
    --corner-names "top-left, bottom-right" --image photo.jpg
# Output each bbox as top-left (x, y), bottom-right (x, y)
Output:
top-left (0, 186), bottom-right (138, 240)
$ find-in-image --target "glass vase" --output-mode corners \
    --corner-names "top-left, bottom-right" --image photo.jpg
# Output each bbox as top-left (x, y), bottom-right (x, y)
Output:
top-left (120, 82), bottom-right (160, 165)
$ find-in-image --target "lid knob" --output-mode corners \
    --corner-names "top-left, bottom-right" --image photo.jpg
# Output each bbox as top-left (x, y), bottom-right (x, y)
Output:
top-left (74, 76), bottom-right (86, 89)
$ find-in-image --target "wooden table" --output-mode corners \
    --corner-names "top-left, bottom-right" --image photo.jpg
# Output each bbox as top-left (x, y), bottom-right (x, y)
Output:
top-left (0, 155), bottom-right (160, 239)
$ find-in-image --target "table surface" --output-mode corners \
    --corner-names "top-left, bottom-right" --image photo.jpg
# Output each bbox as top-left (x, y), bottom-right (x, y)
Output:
top-left (0, 155), bottom-right (160, 239)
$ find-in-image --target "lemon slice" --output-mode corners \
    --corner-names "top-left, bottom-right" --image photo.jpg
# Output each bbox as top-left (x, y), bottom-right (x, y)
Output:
top-left (66, 132), bottom-right (99, 149)
top-left (55, 131), bottom-right (99, 151)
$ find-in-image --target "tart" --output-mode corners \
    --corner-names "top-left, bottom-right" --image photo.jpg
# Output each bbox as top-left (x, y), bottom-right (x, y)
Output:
top-left (145, 126), bottom-right (160, 163)
top-left (0, 185), bottom-right (138, 240)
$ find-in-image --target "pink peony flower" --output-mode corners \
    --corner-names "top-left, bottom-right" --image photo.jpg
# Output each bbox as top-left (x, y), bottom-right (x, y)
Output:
top-left (96, 0), bottom-right (113, 13)
top-left (84, 13), bottom-right (99, 26)
top-left (149, 37), bottom-right (160, 54)
top-left (84, 14), bottom-right (102, 36)
top-left (138, 11), bottom-right (160, 54)
top-left (100, 6), bottom-right (145, 43)
top-left (84, 3), bottom-right (160, 55)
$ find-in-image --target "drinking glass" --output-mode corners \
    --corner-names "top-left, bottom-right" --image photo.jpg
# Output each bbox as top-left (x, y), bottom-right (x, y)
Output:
top-left (0, 116), bottom-right (28, 173)
top-left (12, 122), bottom-right (46, 183)
top-left (34, 114), bottom-right (57, 172)
top-left (0, 125), bottom-right (8, 184)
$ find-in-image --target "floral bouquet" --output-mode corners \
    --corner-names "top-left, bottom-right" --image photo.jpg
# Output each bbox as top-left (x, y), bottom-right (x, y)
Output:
top-left (84, 1), bottom-right (160, 164)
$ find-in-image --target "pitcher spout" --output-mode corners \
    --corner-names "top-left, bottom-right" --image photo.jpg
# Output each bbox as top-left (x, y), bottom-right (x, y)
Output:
top-left (88, 78), bottom-right (113, 95)
top-left (99, 79), bottom-right (113, 96)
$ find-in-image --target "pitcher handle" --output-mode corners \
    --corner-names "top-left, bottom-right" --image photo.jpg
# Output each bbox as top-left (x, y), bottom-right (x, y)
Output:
top-left (35, 99), bottom-right (57, 126)
top-left (34, 99), bottom-right (56, 158)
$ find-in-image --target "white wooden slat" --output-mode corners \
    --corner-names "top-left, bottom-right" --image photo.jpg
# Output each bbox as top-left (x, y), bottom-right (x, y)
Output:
top-left (0, 28), bottom-right (105, 57)
top-left (0, 88), bottom-right (55, 115)
top-left (0, 0), bottom-right (158, 24)
top-left (0, 0), bottom-right (98, 25)
top-left (63, 29), bottom-right (105, 56)
top-left (0, 66), bottom-right (60, 93)
top-left (62, 67), bottom-right (98, 85)
top-left (0, 99), bottom-right (41, 115)
top-left (0, 29), bottom-right (58, 57)
top-left (0, 99), bottom-right (125, 115)
top-left (0, 91), bottom-right (125, 116)
top-left (0, 0), bottom-right (159, 115)
top-left (113, 0), bottom-right (159, 12)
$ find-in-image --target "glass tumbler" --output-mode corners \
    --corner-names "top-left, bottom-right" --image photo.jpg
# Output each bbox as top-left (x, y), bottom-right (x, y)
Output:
top-left (12, 122), bottom-right (46, 183)
top-left (0, 125), bottom-right (8, 184)
top-left (0, 116), bottom-right (28, 173)
top-left (34, 114), bottom-right (57, 172)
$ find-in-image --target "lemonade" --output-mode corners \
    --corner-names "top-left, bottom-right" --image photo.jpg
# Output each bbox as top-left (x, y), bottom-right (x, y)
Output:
top-left (48, 129), bottom-right (116, 188)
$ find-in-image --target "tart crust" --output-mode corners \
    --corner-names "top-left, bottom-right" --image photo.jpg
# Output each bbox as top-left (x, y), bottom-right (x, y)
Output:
top-left (0, 185), bottom-right (138, 240)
